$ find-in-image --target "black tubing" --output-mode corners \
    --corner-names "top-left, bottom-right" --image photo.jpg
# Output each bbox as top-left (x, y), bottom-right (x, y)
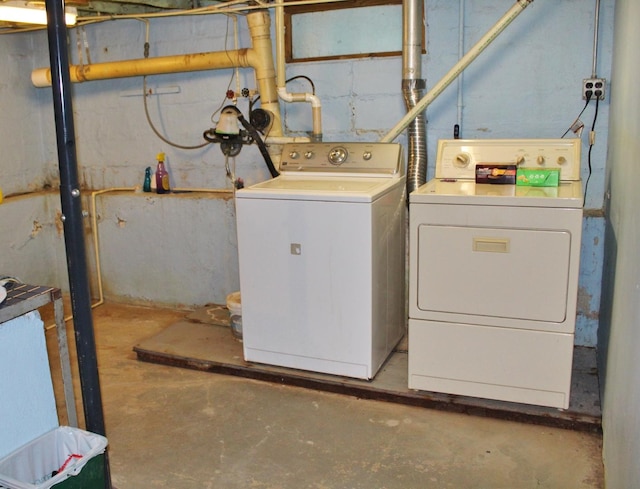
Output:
top-left (220, 105), bottom-right (279, 178)
top-left (237, 114), bottom-right (279, 178)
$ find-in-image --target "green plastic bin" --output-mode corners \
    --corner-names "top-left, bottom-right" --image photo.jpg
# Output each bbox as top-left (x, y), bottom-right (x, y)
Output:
top-left (0, 427), bottom-right (107, 489)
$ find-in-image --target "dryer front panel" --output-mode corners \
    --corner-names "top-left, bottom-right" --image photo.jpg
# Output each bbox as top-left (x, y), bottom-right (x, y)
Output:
top-left (408, 203), bottom-right (582, 334)
top-left (416, 224), bottom-right (571, 323)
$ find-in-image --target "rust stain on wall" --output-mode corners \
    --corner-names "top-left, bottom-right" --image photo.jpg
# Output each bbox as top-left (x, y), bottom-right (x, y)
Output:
top-left (30, 220), bottom-right (43, 238)
top-left (55, 210), bottom-right (64, 236)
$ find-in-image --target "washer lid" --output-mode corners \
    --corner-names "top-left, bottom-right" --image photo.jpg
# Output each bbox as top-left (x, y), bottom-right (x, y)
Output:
top-left (237, 175), bottom-right (405, 203)
top-left (410, 179), bottom-right (583, 208)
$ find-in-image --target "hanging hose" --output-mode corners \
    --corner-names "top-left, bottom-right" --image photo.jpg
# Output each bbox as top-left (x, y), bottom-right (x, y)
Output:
top-left (214, 105), bottom-right (279, 178)
top-left (236, 112), bottom-right (279, 178)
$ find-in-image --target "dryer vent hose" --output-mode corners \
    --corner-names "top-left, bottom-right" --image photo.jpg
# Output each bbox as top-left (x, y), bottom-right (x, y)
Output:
top-left (403, 79), bottom-right (427, 195)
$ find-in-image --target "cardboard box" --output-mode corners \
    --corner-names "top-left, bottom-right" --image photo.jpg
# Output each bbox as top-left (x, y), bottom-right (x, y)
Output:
top-left (516, 168), bottom-right (560, 187)
top-left (475, 164), bottom-right (517, 184)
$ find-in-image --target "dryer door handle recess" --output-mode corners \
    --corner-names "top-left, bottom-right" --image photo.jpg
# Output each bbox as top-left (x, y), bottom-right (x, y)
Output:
top-left (472, 237), bottom-right (510, 253)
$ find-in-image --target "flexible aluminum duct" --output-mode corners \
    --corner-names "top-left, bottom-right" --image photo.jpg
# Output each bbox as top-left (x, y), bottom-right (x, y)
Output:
top-left (402, 0), bottom-right (427, 195)
top-left (403, 79), bottom-right (427, 194)
top-left (384, 0), bottom-right (535, 143)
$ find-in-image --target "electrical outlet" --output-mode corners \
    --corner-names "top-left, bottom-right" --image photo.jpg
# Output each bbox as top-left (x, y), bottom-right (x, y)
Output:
top-left (583, 78), bottom-right (606, 101)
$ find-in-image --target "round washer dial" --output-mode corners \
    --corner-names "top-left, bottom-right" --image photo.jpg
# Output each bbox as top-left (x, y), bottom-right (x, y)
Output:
top-left (328, 146), bottom-right (348, 165)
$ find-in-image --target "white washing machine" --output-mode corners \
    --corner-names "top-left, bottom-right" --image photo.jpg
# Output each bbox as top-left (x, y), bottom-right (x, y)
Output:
top-left (235, 142), bottom-right (406, 379)
top-left (408, 139), bottom-right (583, 409)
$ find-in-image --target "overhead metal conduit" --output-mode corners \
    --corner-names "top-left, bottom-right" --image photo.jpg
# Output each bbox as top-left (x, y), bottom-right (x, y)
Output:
top-left (402, 0), bottom-right (427, 195)
top-left (382, 0), bottom-right (535, 143)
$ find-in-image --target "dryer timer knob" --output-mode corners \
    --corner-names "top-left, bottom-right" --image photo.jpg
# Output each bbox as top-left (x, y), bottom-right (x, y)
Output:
top-left (454, 153), bottom-right (471, 168)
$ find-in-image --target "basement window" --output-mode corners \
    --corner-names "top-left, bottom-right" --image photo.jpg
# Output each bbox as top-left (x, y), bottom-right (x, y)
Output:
top-left (285, 0), bottom-right (423, 63)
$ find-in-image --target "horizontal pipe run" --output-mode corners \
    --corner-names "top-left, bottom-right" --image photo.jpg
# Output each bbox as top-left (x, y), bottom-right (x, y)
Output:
top-left (32, 11), bottom-right (284, 138)
top-left (32, 49), bottom-right (250, 87)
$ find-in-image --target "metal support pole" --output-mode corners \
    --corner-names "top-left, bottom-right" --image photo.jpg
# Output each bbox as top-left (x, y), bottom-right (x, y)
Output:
top-left (44, 0), bottom-right (112, 486)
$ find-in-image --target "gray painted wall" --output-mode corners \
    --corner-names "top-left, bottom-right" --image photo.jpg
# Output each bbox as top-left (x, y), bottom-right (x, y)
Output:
top-left (0, 1), bottom-right (614, 342)
top-left (600, 0), bottom-right (640, 486)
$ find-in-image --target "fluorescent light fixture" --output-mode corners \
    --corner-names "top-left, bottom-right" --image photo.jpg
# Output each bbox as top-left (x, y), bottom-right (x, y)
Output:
top-left (0, 1), bottom-right (77, 26)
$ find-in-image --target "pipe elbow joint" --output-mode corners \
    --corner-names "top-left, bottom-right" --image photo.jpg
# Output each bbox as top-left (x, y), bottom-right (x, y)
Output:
top-left (307, 94), bottom-right (322, 108)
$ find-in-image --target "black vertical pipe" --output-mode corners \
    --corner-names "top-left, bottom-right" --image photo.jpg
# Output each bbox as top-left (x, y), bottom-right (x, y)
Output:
top-left (44, 1), bottom-right (112, 487)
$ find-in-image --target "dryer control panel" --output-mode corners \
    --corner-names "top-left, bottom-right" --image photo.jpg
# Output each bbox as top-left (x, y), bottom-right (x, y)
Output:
top-left (435, 139), bottom-right (581, 181)
top-left (279, 142), bottom-right (404, 176)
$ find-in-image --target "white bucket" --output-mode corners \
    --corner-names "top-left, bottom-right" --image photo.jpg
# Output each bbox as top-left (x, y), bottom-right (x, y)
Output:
top-left (225, 291), bottom-right (242, 340)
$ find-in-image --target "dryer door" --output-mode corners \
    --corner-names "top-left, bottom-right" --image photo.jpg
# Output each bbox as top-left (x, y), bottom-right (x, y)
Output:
top-left (415, 224), bottom-right (571, 323)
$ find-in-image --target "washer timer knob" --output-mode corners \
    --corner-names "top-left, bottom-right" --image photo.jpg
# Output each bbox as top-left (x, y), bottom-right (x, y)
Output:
top-left (328, 146), bottom-right (349, 165)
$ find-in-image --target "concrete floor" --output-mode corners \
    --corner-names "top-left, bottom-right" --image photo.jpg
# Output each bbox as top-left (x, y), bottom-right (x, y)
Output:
top-left (44, 302), bottom-right (604, 489)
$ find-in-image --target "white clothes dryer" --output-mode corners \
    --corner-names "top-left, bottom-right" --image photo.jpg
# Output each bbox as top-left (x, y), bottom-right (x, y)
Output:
top-left (408, 139), bottom-right (583, 409)
top-left (235, 142), bottom-right (406, 380)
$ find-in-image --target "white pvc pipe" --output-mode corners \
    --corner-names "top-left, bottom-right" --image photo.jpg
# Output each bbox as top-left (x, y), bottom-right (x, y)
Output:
top-left (274, 0), bottom-right (323, 140)
top-left (88, 186), bottom-right (233, 313)
top-left (381, 0), bottom-right (534, 143)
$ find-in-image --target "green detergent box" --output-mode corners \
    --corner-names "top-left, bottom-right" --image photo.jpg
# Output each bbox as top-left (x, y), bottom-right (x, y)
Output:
top-left (516, 168), bottom-right (560, 187)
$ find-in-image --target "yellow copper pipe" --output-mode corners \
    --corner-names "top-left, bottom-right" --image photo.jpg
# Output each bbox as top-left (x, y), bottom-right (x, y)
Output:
top-left (32, 12), bottom-right (283, 137)
top-left (32, 48), bottom-right (248, 86)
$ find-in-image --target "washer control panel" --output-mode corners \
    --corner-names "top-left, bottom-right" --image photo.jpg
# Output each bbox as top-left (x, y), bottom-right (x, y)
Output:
top-left (435, 139), bottom-right (581, 181)
top-left (280, 142), bottom-right (403, 175)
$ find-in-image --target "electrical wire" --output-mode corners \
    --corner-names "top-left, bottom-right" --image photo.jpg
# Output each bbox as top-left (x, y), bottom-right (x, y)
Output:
top-left (0, 0), bottom-right (351, 34)
top-left (142, 76), bottom-right (211, 150)
top-left (249, 74), bottom-right (316, 111)
top-left (137, 15), bottom-right (216, 150)
top-left (285, 75), bottom-right (316, 94)
top-left (583, 97), bottom-right (600, 207)
top-left (561, 94), bottom-right (591, 138)
top-left (210, 13), bottom-right (241, 125)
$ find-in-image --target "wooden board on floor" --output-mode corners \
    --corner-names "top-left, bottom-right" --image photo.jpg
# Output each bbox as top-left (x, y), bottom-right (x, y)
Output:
top-left (134, 320), bottom-right (602, 433)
